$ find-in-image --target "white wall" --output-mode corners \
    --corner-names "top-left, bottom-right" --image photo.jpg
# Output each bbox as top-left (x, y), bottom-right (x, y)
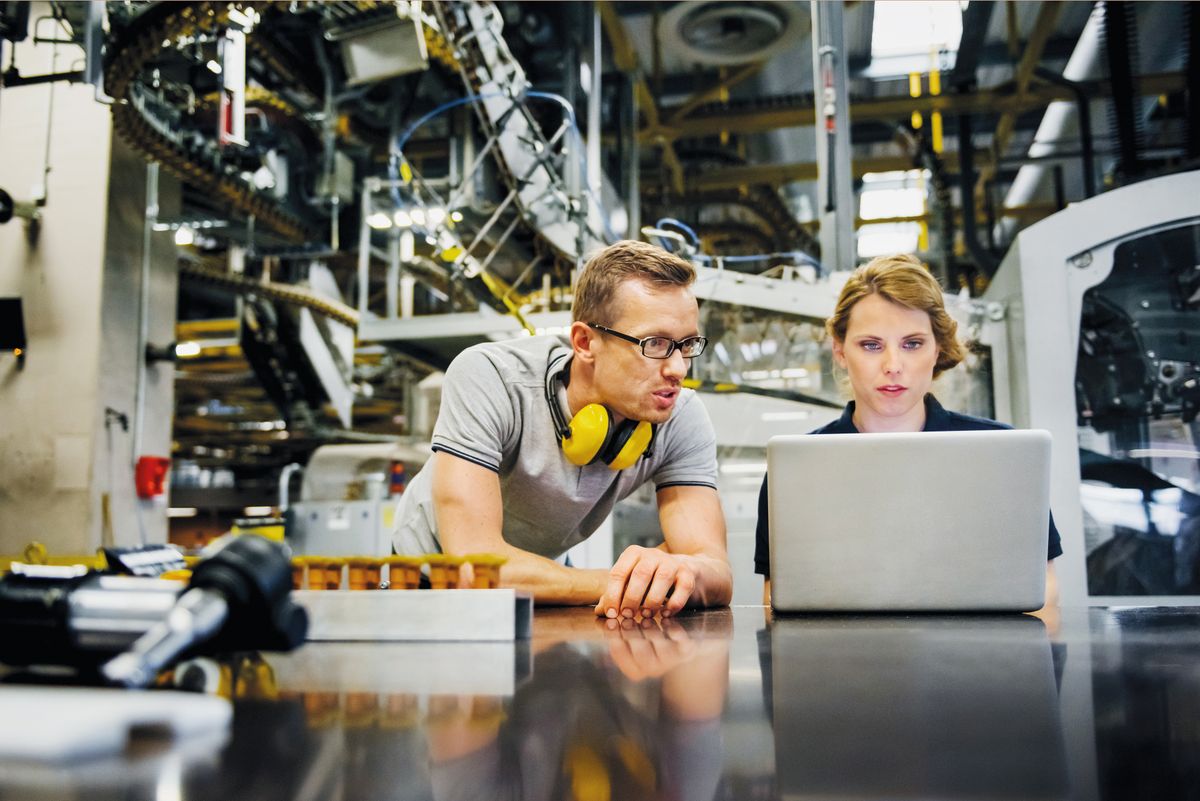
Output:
top-left (0, 20), bottom-right (113, 553)
top-left (0, 9), bottom-right (179, 554)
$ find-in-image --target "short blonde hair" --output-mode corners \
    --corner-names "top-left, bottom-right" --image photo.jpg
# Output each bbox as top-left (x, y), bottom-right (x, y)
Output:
top-left (572, 240), bottom-right (695, 325)
top-left (827, 254), bottom-right (966, 378)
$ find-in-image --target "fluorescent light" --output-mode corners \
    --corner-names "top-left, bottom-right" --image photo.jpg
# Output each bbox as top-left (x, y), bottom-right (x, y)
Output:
top-left (761, 411), bottom-right (812, 421)
top-left (410, 208), bottom-right (426, 226)
top-left (393, 209), bottom-right (412, 227)
top-left (1128, 449), bottom-right (1200, 461)
top-left (863, 169), bottom-right (929, 184)
top-left (206, 60), bottom-right (222, 74)
top-left (174, 227), bottom-right (194, 246)
top-left (168, 507), bottom-right (198, 518)
top-left (175, 341), bottom-right (202, 358)
top-left (367, 212), bottom-right (393, 229)
top-left (871, 1), bottom-right (964, 58)
top-left (719, 462), bottom-right (768, 475)
top-left (859, 187), bottom-right (925, 220)
top-left (242, 506), bottom-right (274, 517)
top-left (857, 223), bottom-right (921, 258)
top-left (426, 207), bottom-right (446, 226)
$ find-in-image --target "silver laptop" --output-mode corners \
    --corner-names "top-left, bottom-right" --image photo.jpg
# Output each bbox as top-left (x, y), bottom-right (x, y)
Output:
top-left (767, 429), bottom-right (1052, 612)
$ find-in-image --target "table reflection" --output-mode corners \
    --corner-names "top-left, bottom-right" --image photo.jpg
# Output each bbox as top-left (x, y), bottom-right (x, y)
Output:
top-left (426, 612), bottom-right (731, 801)
top-left (8, 607), bottom-right (1200, 801)
top-left (768, 615), bottom-right (1068, 800)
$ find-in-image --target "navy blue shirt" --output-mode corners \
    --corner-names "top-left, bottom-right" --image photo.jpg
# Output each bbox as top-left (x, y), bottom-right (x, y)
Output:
top-left (753, 395), bottom-right (1064, 577)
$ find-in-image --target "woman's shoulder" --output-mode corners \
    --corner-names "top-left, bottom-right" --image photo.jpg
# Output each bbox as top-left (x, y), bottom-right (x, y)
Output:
top-left (808, 403), bottom-right (857, 435)
top-left (925, 395), bottom-right (1012, 431)
top-left (936, 408), bottom-right (1013, 432)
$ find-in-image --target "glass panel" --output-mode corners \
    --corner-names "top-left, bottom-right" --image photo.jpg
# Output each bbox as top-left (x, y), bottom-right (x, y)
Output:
top-left (1076, 222), bottom-right (1200, 595)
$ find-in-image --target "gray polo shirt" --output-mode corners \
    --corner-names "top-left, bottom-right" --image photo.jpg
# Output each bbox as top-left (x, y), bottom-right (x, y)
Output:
top-left (392, 335), bottom-right (718, 559)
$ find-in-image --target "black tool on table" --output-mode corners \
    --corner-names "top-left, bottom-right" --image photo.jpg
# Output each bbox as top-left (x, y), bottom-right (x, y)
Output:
top-left (0, 535), bottom-right (307, 687)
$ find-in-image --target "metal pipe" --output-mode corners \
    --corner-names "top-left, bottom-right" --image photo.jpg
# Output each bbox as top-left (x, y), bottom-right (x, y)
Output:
top-left (587, 4), bottom-right (602, 209)
top-left (625, 72), bottom-right (640, 237)
top-left (1033, 66), bottom-right (1097, 198)
top-left (357, 180), bottom-right (371, 316)
top-left (1102, 1), bottom-right (1142, 180)
top-left (957, 113), bottom-right (999, 276)
top-left (810, 0), bottom-right (854, 270)
top-left (1001, 3), bottom-right (1106, 231)
top-left (278, 463), bottom-right (302, 511)
top-left (387, 231), bottom-right (400, 319)
top-left (0, 68), bottom-right (84, 87)
top-left (132, 162), bottom-right (160, 482)
top-left (1187, 2), bottom-right (1200, 160)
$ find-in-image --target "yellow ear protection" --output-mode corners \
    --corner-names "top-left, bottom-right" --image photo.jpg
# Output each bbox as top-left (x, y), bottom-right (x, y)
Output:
top-left (544, 355), bottom-right (656, 470)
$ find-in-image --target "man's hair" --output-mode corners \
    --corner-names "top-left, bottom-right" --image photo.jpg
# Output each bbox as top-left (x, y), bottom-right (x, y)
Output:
top-left (572, 240), bottom-right (696, 325)
top-left (827, 254), bottom-right (966, 378)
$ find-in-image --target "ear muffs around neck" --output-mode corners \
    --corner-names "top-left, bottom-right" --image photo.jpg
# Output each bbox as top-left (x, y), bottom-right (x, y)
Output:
top-left (546, 354), bottom-right (656, 469)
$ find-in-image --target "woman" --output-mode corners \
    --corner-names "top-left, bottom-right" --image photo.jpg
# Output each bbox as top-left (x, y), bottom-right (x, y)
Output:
top-left (754, 254), bottom-right (1062, 606)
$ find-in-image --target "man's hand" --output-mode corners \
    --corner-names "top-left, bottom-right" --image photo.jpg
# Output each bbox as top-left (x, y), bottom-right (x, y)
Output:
top-left (594, 545), bottom-right (698, 619)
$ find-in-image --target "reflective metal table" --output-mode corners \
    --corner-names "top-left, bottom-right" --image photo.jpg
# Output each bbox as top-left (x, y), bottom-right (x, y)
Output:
top-left (2, 605), bottom-right (1198, 800)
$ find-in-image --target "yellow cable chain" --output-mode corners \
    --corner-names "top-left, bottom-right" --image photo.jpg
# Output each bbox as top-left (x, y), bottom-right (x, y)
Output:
top-left (105, 2), bottom-right (312, 242)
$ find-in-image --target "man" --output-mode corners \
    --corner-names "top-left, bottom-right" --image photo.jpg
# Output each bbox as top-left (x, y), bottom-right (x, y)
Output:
top-left (393, 240), bottom-right (732, 617)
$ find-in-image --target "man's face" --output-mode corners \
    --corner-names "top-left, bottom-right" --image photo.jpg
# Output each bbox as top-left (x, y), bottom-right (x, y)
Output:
top-left (590, 279), bottom-right (700, 424)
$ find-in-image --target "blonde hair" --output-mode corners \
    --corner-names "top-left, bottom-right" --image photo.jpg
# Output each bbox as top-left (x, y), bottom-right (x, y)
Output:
top-left (572, 240), bottom-right (695, 326)
top-left (827, 254), bottom-right (965, 377)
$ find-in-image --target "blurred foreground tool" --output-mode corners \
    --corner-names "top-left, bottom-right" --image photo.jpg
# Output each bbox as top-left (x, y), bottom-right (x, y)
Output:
top-left (0, 535), bottom-right (307, 687)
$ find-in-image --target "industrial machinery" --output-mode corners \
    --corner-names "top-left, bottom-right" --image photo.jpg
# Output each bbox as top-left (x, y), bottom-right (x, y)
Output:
top-left (284, 442), bottom-right (430, 556)
top-left (983, 170), bottom-right (1200, 604)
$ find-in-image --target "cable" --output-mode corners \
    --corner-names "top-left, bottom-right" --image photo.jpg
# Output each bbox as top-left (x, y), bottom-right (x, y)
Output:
top-left (709, 251), bottom-right (822, 268)
top-left (645, 220), bottom-right (825, 275)
top-left (656, 217), bottom-right (700, 247)
top-left (388, 89), bottom-right (617, 243)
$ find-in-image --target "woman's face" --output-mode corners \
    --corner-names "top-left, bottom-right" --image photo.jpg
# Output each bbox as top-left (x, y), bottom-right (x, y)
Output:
top-left (831, 293), bottom-right (939, 432)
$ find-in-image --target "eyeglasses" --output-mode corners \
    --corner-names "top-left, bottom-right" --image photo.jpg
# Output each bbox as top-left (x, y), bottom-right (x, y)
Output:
top-left (587, 323), bottom-right (708, 359)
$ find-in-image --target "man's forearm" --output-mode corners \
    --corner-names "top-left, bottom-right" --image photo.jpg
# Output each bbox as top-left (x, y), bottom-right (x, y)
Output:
top-left (451, 540), bottom-right (608, 605)
top-left (433, 466), bottom-right (608, 605)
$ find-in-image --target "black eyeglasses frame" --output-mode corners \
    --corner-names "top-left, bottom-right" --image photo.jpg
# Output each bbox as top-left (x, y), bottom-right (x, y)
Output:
top-left (587, 323), bottom-right (708, 359)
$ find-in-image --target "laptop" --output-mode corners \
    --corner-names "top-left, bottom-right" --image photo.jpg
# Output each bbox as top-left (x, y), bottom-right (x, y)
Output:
top-left (767, 429), bottom-right (1052, 612)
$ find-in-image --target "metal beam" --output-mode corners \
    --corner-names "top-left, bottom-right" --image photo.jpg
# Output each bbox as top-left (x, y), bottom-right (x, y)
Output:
top-left (597, 0), bottom-right (684, 193)
top-left (857, 203), bottom-right (1058, 228)
top-left (1103, 1), bottom-right (1142, 179)
top-left (686, 153), bottom-right (976, 191)
top-left (811, 0), bottom-right (855, 278)
top-left (976, 2), bottom-right (1065, 197)
top-left (682, 143), bottom-right (1114, 192)
top-left (665, 61), bottom-right (765, 127)
top-left (358, 309), bottom-right (572, 343)
top-left (952, 1), bottom-right (996, 88)
top-left (646, 72), bottom-right (1185, 140)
